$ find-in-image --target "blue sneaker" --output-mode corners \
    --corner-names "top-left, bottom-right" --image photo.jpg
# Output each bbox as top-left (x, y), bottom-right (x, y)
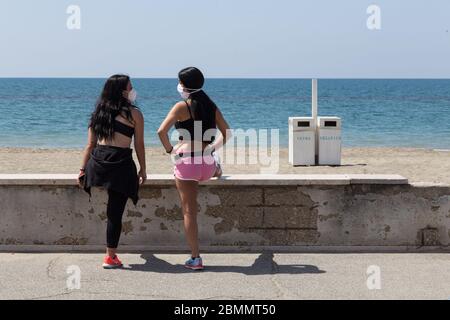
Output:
top-left (185, 257), bottom-right (204, 270)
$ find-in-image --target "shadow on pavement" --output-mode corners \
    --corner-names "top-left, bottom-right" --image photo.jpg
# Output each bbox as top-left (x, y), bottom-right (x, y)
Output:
top-left (125, 251), bottom-right (326, 275)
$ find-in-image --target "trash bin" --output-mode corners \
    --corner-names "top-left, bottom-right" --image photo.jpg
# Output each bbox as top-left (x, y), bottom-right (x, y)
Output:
top-left (317, 116), bottom-right (342, 165)
top-left (288, 117), bottom-right (316, 166)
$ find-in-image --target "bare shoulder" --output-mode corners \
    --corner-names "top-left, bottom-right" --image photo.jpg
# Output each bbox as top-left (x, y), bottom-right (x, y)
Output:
top-left (131, 107), bottom-right (144, 121)
top-left (171, 101), bottom-right (189, 114)
top-left (174, 100), bottom-right (188, 109)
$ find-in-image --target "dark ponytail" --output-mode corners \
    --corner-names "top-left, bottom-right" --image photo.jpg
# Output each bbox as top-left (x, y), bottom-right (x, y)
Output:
top-left (178, 67), bottom-right (217, 129)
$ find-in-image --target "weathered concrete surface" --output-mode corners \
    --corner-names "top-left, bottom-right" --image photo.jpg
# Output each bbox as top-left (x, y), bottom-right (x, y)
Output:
top-left (0, 173), bottom-right (408, 186)
top-left (0, 253), bottom-right (449, 300)
top-left (0, 174), bottom-right (449, 250)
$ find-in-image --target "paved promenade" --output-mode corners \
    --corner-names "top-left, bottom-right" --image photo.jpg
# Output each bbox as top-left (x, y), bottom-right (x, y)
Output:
top-left (1, 252), bottom-right (449, 300)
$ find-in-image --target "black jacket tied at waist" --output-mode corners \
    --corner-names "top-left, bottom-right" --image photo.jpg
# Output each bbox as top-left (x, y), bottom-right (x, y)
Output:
top-left (83, 145), bottom-right (139, 205)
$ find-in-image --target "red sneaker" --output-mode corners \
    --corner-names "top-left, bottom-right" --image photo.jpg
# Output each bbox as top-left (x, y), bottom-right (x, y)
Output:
top-left (102, 255), bottom-right (123, 269)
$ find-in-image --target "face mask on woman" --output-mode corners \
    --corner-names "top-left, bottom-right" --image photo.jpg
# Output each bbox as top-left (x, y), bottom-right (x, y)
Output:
top-left (177, 83), bottom-right (202, 100)
top-left (126, 89), bottom-right (137, 103)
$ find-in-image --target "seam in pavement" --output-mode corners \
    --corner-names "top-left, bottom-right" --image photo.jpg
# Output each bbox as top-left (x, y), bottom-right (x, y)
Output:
top-left (46, 256), bottom-right (62, 280)
top-left (269, 256), bottom-right (299, 299)
top-left (83, 291), bottom-right (179, 299)
top-left (30, 291), bottom-right (74, 300)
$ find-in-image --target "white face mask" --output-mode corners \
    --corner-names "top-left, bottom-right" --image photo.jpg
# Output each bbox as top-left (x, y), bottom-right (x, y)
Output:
top-left (177, 83), bottom-right (202, 100)
top-left (127, 88), bottom-right (137, 103)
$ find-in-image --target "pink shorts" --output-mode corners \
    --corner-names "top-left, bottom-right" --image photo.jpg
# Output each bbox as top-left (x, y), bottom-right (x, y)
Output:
top-left (174, 155), bottom-right (217, 182)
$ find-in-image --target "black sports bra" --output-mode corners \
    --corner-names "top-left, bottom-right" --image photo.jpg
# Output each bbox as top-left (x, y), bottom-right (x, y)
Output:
top-left (114, 119), bottom-right (134, 138)
top-left (175, 101), bottom-right (216, 143)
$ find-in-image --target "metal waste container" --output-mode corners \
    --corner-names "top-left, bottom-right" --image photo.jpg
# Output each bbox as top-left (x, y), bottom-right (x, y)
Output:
top-left (317, 116), bottom-right (342, 165)
top-left (288, 117), bottom-right (316, 166)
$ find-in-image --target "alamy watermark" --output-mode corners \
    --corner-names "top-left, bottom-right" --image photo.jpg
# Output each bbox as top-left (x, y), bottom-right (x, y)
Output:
top-left (366, 265), bottom-right (382, 290)
top-left (169, 124), bottom-right (280, 174)
top-left (66, 265), bottom-right (81, 290)
top-left (66, 5), bottom-right (81, 30)
top-left (367, 5), bottom-right (381, 30)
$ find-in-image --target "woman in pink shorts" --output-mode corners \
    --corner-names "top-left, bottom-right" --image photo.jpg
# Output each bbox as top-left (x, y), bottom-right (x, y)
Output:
top-left (158, 67), bottom-right (230, 270)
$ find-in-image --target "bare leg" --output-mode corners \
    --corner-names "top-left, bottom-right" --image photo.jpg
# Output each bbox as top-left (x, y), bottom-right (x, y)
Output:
top-left (175, 179), bottom-right (200, 258)
top-left (213, 165), bottom-right (222, 178)
top-left (213, 153), bottom-right (222, 178)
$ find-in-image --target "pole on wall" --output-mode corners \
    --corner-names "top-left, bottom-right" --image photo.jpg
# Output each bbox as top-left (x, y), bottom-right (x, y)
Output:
top-left (312, 79), bottom-right (318, 165)
top-left (312, 79), bottom-right (318, 121)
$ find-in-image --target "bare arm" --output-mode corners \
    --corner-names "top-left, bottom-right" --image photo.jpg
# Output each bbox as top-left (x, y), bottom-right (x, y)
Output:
top-left (157, 102), bottom-right (182, 152)
top-left (211, 107), bottom-right (231, 151)
top-left (132, 108), bottom-right (147, 184)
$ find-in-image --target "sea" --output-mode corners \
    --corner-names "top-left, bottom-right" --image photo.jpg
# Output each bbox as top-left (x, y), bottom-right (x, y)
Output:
top-left (0, 78), bottom-right (449, 149)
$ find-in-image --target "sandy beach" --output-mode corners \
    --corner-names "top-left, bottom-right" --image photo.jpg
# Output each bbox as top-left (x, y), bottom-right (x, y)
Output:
top-left (0, 147), bottom-right (449, 185)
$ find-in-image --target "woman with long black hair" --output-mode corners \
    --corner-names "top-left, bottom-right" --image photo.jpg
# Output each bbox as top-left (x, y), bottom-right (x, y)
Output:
top-left (79, 74), bottom-right (147, 269)
top-left (158, 67), bottom-right (231, 270)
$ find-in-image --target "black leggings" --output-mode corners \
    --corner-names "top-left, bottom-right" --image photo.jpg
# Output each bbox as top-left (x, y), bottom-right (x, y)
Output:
top-left (106, 189), bottom-right (128, 249)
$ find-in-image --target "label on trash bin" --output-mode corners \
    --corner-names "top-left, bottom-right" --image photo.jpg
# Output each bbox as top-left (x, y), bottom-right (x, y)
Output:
top-left (320, 136), bottom-right (341, 141)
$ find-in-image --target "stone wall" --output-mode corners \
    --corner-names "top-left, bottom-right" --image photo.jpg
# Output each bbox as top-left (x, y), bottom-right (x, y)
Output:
top-left (0, 174), bottom-right (449, 251)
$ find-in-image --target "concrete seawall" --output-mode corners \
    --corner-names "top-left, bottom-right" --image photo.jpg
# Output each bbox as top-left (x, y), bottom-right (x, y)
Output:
top-left (1, 174), bottom-right (450, 252)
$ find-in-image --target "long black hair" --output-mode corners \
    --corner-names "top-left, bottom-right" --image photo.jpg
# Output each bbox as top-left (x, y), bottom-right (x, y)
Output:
top-left (89, 74), bottom-right (135, 141)
top-left (179, 67), bottom-right (217, 127)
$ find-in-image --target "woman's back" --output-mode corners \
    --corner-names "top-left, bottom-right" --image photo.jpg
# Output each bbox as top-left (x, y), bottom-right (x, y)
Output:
top-left (174, 100), bottom-right (217, 145)
top-left (98, 112), bottom-right (136, 148)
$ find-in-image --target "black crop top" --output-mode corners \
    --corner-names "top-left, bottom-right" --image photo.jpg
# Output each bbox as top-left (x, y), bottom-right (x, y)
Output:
top-left (114, 120), bottom-right (134, 138)
top-left (175, 101), bottom-right (216, 143)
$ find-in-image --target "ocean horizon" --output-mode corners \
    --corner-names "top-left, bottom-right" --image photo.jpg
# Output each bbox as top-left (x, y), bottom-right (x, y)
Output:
top-left (0, 78), bottom-right (449, 149)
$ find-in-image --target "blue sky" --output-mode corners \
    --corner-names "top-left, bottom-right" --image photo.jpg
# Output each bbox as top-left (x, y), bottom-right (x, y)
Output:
top-left (0, 0), bottom-right (449, 78)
